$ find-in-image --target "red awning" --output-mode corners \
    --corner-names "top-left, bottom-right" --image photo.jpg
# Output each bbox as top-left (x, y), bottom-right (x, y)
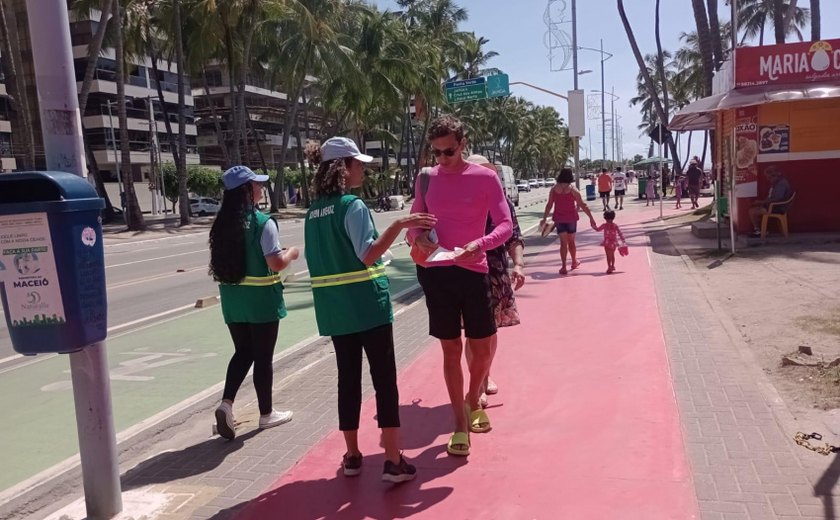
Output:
top-left (669, 83), bottom-right (840, 131)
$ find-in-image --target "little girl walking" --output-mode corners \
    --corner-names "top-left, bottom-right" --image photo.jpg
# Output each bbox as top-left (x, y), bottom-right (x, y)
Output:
top-left (675, 175), bottom-right (684, 209)
top-left (645, 177), bottom-right (656, 206)
top-left (592, 210), bottom-right (627, 274)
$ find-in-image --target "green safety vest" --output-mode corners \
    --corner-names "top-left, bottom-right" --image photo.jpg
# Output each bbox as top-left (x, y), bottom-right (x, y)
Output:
top-left (304, 194), bottom-right (392, 337)
top-left (218, 210), bottom-right (287, 324)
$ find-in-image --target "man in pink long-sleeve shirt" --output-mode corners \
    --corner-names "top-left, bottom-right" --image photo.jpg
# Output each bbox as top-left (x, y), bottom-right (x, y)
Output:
top-left (408, 116), bottom-right (512, 457)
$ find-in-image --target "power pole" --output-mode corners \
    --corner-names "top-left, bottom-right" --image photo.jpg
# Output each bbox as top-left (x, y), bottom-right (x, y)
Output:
top-left (572, 0), bottom-right (581, 188)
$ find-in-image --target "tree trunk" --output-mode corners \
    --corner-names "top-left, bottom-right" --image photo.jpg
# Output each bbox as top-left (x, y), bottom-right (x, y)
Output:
top-left (706, 0), bottom-right (724, 69)
top-left (773, 0), bottom-right (786, 44)
top-left (655, 0), bottom-right (681, 172)
top-left (701, 130), bottom-right (709, 165)
top-left (243, 104), bottom-right (274, 207)
top-left (783, 0), bottom-right (799, 37)
top-left (689, 0), bottom-right (715, 96)
top-left (202, 67), bottom-right (232, 167)
top-left (236, 11), bottom-right (255, 169)
top-left (300, 88), bottom-right (312, 207)
top-left (149, 53), bottom-right (180, 167)
top-left (113, 0), bottom-right (144, 230)
top-left (0, 0), bottom-right (36, 169)
top-left (223, 25), bottom-right (241, 164)
top-left (174, 0), bottom-right (190, 225)
top-left (810, 0), bottom-right (820, 41)
top-left (271, 75), bottom-right (305, 211)
top-left (78, 0), bottom-right (113, 117)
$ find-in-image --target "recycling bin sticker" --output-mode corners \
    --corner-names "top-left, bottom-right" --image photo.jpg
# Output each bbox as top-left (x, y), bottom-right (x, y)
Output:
top-left (0, 213), bottom-right (66, 327)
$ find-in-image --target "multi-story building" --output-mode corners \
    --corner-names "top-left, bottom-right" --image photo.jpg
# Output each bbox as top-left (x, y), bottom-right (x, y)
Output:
top-left (68, 8), bottom-right (200, 183)
top-left (192, 64), bottom-right (316, 169)
top-left (3, 1), bottom-right (199, 188)
top-left (0, 55), bottom-right (17, 172)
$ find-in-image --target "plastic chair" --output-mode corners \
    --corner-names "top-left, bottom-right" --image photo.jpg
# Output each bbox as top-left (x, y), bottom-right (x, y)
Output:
top-left (760, 192), bottom-right (796, 239)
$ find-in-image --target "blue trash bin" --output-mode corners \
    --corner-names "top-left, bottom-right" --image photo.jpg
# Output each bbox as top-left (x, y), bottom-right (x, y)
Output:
top-left (0, 171), bottom-right (107, 355)
top-left (585, 184), bottom-right (596, 201)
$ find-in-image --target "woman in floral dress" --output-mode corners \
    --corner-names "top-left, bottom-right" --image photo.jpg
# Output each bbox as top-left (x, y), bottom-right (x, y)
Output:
top-left (465, 156), bottom-right (526, 406)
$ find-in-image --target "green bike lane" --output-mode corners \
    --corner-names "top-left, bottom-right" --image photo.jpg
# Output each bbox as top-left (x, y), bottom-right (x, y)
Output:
top-left (0, 204), bottom-right (546, 494)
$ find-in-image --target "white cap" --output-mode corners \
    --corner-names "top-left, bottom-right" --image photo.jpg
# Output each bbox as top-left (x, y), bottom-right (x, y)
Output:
top-left (321, 137), bottom-right (373, 163)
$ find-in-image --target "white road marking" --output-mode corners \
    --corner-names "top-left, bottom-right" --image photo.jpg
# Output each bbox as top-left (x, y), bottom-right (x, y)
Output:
top-left (106, 249), bottom-right (207, 269)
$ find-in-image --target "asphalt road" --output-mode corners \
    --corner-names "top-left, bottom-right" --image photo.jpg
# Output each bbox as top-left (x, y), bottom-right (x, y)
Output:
top-left (0, 189), bottom-right (550, 363)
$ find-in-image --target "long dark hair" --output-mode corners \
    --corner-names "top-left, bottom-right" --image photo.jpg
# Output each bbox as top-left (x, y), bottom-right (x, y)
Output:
top-left (209, 183), bottom-right (254, 284)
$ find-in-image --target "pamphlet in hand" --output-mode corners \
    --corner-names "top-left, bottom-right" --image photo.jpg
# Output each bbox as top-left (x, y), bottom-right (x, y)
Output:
top-left (426, 246), bottom-right (465, 263)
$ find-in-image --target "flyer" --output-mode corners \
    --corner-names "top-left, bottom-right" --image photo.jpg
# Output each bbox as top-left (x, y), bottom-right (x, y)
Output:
top-left (0, 213), bottom-right (66, 327)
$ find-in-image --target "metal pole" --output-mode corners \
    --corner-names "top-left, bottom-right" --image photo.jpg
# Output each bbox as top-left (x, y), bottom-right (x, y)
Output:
top-left (611, 87), bottom-right (616, 163)
top-left (105, 101), bottom-right (125, 216)
top-left (659, 125), bottom-right (664, 219)
top-left (571, 0), bottom-right (580, 188)
top-left (26, 1), bottom-right (122, 518)
top-left (600, 39), bottom-right (607, 169)
top-left (730, 129), bottom-right (737, 254)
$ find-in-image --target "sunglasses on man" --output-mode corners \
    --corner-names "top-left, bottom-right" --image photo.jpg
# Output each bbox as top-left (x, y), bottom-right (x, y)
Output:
top-left (432, 142), bottom-right (461, 157)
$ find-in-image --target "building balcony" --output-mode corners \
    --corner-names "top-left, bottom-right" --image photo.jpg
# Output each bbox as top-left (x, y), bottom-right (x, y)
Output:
top-left (78, 79), bottom-right (194, 106)
top-left (83, 114), bottom-right (197, 136)
top-left (92, 149), bottom-right (201, 167)
top-left (0, 120), bottom-right (11, 133)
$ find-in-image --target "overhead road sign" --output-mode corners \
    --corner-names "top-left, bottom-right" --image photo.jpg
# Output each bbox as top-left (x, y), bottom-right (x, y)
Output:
top-left (445, 74), bottom-right (511, 104)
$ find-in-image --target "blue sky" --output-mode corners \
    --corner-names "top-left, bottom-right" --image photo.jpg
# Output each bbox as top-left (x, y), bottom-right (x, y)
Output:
top-left (373, 0), bottom-right (840, 161)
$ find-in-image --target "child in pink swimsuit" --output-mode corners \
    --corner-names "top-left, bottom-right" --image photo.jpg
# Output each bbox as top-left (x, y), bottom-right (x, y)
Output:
top-left (592, 210), bottom-right (626, 274)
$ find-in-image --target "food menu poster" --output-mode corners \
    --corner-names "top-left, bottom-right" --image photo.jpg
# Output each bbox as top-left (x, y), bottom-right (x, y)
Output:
top-left (734, 106), bottom-right (759, 198)
top-left (759, 125), bottom-right (790, 154)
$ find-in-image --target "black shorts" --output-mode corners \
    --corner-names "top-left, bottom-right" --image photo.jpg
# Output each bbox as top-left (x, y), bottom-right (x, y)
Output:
top-left (614, 189), bottom-right (626, 196)
top-left (599, 191), bottom-right (611, 198)
top-left (416, 265), bottom-right (496, 340)
top-left (555, 221), bottom-right (578, 234)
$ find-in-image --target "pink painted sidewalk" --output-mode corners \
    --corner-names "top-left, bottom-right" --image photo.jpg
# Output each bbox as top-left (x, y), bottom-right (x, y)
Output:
top-left (237, 206), bottom-right (699, 520)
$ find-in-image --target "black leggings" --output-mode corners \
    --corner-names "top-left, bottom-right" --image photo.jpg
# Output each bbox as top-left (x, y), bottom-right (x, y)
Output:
top-left (223, 321), bottom-right (279, 415)
top-left (332, 323), bottom-right (400, 431)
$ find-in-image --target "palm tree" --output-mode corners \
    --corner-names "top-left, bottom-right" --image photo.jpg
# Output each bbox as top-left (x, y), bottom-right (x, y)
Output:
top-left (809, 0), bottom-right (820, 40)
top-left (450, 33), bottom-right (500, 80)
top-left (0, 0), bottom-right (36, 170)
top-left (737, 0), bottom-right (809, 45)
top-left (113, 0), bottom-right (145, 230)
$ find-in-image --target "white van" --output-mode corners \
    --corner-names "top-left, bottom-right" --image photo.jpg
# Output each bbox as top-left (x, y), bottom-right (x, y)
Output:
top-left (494, 164), bottom-right (520, 207)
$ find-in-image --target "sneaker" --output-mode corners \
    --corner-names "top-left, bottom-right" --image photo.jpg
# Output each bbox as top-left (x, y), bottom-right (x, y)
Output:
top-left (342, 452), bottom-right (363, 477)
top-left (259, 409), bottom-right (293, 429)
top-left (382, 455), bottom-right (417, 483)
top-left (215, 402), bottom-right (235, 440)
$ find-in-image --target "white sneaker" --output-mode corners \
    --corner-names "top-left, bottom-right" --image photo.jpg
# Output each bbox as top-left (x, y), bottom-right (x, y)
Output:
top-left (215, 402), bottom-right (236, 440)
top-left (259, 409), bottom-right (293, 429)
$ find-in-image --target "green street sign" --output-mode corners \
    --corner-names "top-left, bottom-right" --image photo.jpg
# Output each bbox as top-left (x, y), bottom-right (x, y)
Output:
top-left (444, 74), bottom-right (510, 104)
top-left (487, 74), bottom-right (510, 98)
top-left (445, 78), bottom-right (486, 104)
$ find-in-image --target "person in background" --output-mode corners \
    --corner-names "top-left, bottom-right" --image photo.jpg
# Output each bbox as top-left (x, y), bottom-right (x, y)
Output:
top-left (597, 168), bottom-right (613, 211)
top-left (686, 157), bottom-right (704, 209)
top-left (541, 168), bottom-right (597, 275)
top-left (210, 166), bottom-right (300, 441)
top-left (304, 137), bottom-right (436, 482)
top-left (748, 166), bottom-right (793, 237)
top-left (592, 209), bottom-right (626, 274)
top-left (674, 173), bottom-right (685, 209)
top-left (645, 174), bottom-right (657, 206)
top-left (407, 115), bottom-right (513, 457)
top-left (464, 155), bottom-right (526, 408)
top-left (612, 166), bottom-right (627, 210)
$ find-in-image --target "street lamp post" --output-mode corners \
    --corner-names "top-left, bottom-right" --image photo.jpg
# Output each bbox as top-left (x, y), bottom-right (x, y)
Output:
top-left (576, 42), bottom-right (613, 168)
top-left (591, 88), bottom-right (620, 168)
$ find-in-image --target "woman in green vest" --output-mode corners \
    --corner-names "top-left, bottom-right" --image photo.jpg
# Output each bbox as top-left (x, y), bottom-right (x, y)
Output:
top-left (210, 165), bottom-right (300, 440)
top-left (305, 137), bottom-right (436, 483)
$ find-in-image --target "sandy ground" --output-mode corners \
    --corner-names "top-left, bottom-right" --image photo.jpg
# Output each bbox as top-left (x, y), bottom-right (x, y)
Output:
top-left (663, 214), bottom-right (840, 436)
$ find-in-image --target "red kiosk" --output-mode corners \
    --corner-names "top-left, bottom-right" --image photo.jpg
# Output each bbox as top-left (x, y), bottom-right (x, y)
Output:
top-left (671, 38), bottom-right (840, 234)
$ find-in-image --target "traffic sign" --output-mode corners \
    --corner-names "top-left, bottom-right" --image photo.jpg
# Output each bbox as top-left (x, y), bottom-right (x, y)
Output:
top-left (445, 78), bottom-right (486, 104)
top-left (487, 74), bottom-right (510, 98)
top-left (444, 74), bottom-right (510, 104)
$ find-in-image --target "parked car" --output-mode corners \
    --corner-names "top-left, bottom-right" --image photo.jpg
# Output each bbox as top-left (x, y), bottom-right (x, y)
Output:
top-left (189, 197), bottom-right (220, 216)
top-left (537, 178), bottom-right (546, 188)
top-left (494, 164), bottom-right (520, 207)
top-left (545, 178), bottom-right (556, 187)
top-left (528, 179), bottom-right (539, 189)
top-left (516, 181), bottom-right (531, 192)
